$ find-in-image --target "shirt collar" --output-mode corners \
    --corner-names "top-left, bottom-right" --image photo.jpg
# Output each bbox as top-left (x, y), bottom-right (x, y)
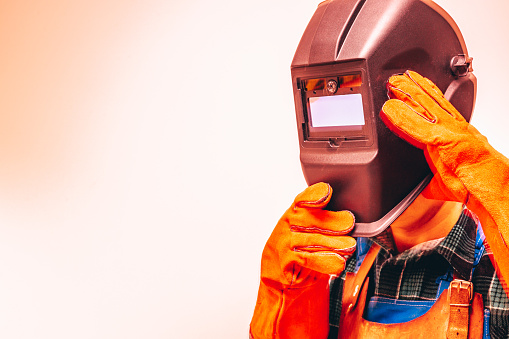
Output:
top-left (371, 208), bottom-right (477, 280)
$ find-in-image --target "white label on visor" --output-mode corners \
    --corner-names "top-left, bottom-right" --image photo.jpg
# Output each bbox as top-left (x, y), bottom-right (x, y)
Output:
top-left (309, 93), bottom-right (364, 127)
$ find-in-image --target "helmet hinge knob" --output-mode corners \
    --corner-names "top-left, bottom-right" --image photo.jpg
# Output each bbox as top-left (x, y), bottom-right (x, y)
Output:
top-left (450, 54), bottom-right (473, 77)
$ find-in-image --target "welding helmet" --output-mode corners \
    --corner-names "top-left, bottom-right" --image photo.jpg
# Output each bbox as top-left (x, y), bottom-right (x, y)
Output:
top-left (291, 0), bottom-right (476, 236)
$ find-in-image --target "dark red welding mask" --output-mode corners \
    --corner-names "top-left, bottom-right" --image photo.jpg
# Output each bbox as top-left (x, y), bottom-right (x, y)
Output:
top-left (291, 0), bottom-right (476, 236)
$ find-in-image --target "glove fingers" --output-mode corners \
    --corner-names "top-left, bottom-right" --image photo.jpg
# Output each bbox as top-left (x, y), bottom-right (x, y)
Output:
top-left (405, 71), bottom-right (466, 122)
top-left (290, 209), bottom-right (355, 235)
top-left (380, 99), bottom-right (437, 148)
top-left (294, 182), bottom-right (332, 208)
top-left (291, 232), bottom-right (356, 255)
top-left (387, 73), bottom-right (443, 122)
top-left (293, 249), bottom-right (350, 276)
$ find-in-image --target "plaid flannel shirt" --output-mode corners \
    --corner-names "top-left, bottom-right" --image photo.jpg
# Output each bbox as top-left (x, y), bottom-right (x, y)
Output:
top-left (328, 209), bottom-right (509, 339)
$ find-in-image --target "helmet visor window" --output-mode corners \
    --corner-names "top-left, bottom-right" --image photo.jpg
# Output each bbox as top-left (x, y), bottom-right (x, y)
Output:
top-left (309, 94), bottom-right (364, 128)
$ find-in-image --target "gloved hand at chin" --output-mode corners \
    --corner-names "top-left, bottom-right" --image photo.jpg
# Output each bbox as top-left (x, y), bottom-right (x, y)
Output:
top-left (250, 182), bottom-right (356, 339)
top-left (381, 70), bottom-right (509, 295)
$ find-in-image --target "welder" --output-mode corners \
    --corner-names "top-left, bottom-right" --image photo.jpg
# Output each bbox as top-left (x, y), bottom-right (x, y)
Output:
top-left (250, 0), bottom-right (509, 338)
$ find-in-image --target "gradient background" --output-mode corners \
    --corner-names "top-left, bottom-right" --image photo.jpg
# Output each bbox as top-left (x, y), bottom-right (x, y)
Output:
top-left (0, 1), bottom-right (507, 338)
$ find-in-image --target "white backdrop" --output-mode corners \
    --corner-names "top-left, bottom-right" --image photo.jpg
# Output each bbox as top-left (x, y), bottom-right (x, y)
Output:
top-left (0, 1), bottom-right (507, 338)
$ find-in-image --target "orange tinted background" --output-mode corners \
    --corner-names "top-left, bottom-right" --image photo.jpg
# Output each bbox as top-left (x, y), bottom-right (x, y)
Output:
top-left (0, 1), bottom-right (507, 338)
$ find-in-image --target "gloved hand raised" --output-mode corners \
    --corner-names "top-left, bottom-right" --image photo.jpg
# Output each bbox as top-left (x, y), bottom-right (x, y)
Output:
top-left (381, 70), bottom-right (509, 294)
top-left (250, 182), bottom-right (356, 339)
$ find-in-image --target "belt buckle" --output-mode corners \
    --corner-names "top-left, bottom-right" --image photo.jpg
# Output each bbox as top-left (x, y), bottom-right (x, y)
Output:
top-left (449, 279), bottom-right (473, 306)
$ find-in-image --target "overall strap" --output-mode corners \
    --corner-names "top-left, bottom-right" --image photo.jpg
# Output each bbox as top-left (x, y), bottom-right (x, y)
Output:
top-left (342, 243), bottom-right (381, 312)
top-left (447, 222), bottom-right (486, 338)
top-left (447, 279), bottom-right (475, 339)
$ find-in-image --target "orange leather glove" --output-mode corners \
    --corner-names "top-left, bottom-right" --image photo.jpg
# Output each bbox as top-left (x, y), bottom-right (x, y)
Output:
top-left (381, 70), bottom-right (509, 294)
top-left (250, 183), bottom-right (356, 339)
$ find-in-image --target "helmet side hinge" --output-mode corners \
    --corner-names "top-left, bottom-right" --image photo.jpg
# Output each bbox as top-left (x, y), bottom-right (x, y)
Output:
top-left (450, 54), bottom-right (473, 77)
